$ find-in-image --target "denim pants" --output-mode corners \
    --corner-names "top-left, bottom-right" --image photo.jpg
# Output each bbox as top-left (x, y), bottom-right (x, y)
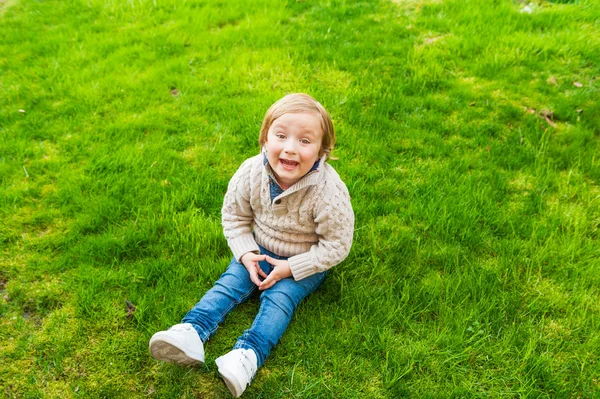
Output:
top-left (181, 246), bottom-right (326, 367)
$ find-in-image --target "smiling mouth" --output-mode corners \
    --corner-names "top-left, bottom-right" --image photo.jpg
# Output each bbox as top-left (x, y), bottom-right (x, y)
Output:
top-left (280, 159), bottom-right (299, 169)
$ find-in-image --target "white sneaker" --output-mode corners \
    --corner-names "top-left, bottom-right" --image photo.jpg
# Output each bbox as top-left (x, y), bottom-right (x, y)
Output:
top-left (149, 323), bottom-right (205, 366)
top-left (215, 348), bottom-right (258, 397)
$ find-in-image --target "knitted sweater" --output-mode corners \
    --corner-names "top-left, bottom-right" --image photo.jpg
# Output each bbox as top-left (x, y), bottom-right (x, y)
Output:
top-left (221, 153), bottom-right (354, 281)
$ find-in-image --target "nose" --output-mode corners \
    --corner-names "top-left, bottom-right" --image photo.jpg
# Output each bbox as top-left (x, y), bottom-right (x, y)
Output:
top-left (283, 141), bottom-right (297, 154)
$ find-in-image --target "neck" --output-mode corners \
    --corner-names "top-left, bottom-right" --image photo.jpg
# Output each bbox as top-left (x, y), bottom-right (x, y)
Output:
top-left (275, 176), bottom-right (290, 190)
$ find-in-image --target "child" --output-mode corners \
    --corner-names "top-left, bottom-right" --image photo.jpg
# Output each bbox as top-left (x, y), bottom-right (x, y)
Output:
top-left (149, 93), bottom-right (354, 397)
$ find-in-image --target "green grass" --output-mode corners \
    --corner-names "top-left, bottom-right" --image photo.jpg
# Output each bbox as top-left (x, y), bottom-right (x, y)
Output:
top-left (1, 0), bottom-right (599, 397)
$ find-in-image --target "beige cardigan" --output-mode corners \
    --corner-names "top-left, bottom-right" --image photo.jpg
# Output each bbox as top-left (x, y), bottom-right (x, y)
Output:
top-left (221, 153), bottom-right (354, 280)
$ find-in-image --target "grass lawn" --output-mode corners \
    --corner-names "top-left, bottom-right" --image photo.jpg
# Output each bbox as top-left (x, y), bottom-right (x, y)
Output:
top-left (1, 0), bottom-right (599, 397)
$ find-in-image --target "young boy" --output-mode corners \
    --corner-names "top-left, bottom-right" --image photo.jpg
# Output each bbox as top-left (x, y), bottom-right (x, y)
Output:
top-left (149, 93), bottom-right (354, 397)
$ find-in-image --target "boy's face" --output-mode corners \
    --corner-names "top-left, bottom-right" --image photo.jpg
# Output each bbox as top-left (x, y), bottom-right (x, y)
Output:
top-left (265, 112), bottom-right (323, 189)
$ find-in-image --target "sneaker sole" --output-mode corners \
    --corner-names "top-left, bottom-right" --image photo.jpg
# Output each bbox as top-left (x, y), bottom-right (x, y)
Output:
top-left (149, 335), bottom-right (204, 366)
top-left (216, 359), bottom-right (243, 398)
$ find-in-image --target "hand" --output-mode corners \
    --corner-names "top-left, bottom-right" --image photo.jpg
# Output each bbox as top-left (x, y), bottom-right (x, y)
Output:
top-left (240, 252), bottom-right (268, 286)
top-left (259, 256), bottom-right (292, 291)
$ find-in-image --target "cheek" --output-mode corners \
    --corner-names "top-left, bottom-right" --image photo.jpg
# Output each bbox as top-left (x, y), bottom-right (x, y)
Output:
top-left (266, 144), bottom-right (282, 163)
top-left (265, 140), bottom-right (279, 152)
top-left (301, 146), bottom-right (320, 160)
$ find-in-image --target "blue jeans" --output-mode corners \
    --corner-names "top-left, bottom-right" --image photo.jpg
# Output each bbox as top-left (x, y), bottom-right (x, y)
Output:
top-left (181, 246), bottom-right (326, 367)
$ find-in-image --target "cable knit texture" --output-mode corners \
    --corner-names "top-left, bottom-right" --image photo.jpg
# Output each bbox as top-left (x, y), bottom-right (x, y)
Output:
top-left (222, 153), bottom-right (354, 281)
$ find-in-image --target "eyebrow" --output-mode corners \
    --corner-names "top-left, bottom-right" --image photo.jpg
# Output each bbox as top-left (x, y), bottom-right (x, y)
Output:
top-left (271, 122), bottom-right (319, 136)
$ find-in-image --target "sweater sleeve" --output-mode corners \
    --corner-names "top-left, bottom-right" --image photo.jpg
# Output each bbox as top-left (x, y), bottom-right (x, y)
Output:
top-left (221, 159), bottom-right (260, 261)
top-left (287, 180), bottom-right (355, 280)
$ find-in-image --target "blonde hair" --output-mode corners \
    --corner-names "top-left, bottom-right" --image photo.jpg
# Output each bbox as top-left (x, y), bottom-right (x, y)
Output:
top-left (258, 93), bottom-right (335, 159)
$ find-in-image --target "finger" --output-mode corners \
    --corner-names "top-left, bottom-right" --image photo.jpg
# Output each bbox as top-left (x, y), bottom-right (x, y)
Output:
top-left (259, 271), bottom-right (280, 290)
top-left (256, 266), bottom-right (268, 279)
top-left (248, 270), bottom-right (262, 286)
top-left (251, 254), bottom-right (267, 262)
top-left (258, 274), bottom-right (272, 290)
top-left (264, 255), bottom-right (281, 266)
top-left (243, 253), bottom-right (266, 263)
top-left (259, 277), bottom-right (277, 290)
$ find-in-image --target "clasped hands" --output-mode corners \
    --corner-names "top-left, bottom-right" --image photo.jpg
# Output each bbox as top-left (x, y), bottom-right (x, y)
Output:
top-left (240, 252), bottom-right (292, 290)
